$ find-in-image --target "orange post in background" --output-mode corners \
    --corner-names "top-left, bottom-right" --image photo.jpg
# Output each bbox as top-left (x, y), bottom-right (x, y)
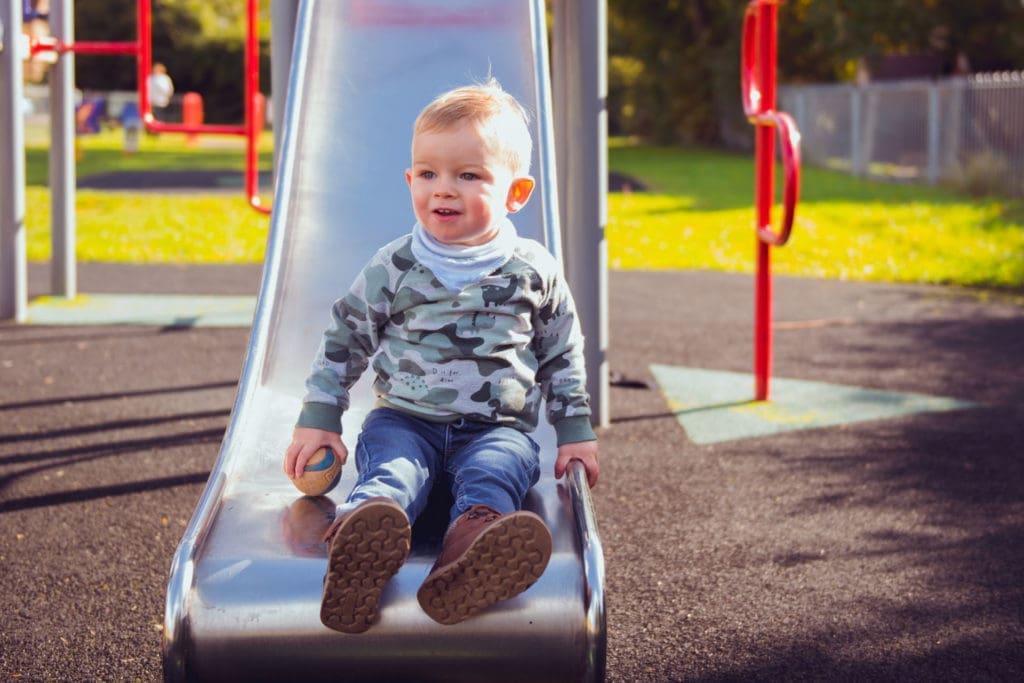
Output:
top-left (253, 93), bottom-right (265, 135)
top-left (182, 93), bottom-right (203, 146)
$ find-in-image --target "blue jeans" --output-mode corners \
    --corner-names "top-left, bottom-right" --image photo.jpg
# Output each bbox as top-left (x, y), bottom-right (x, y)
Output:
top-left (342, 407), bottom-right (541, 526)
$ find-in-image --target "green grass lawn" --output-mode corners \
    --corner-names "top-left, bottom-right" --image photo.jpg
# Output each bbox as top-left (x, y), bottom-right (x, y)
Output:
top-left (14, 128), bottom-right (1024, 289)
top-left (22, 126), bottom-right (273, 263)
top-left (608, 141), bottom-right (1024, 289)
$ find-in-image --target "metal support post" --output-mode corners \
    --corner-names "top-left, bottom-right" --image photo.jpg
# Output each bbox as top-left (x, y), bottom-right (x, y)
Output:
top-left (926, 84), bottom-right (940, 185)
top-left (1, 0), bottom-right (28, 321)
top-left (850, 87), bottom-right (863, 175)
top-left (743, 0), bottom-right (801, 401)
top-left (271, 0), bottom-right (299, 181)
top-left (50, 0), bottom-right (76, 297)
top-left (553, 0), bottom-right (609, 428)
top-left (752, 0), bottom-right (777, 401)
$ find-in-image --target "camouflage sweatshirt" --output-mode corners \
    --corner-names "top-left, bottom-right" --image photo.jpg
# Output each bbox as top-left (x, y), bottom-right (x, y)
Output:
top-left (297, 233), bottom-right (595, 445)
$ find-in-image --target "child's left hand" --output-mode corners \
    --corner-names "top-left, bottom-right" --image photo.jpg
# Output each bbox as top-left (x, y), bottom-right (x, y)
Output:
top-left (554, 440), bottom-right (599, 488)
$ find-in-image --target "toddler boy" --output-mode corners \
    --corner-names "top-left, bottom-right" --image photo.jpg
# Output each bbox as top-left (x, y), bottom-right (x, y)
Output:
top-left (283, 79), bottom-right (599, 633)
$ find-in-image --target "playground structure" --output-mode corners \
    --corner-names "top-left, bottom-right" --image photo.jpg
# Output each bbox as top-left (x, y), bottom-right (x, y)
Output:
top-left (154, 0), bottom-right (598, 679)
top-left (26, 0), bottom-right (267, 212)
top-left (742, 0), bottom-right (802, 400)
top-left (0, 0), bottom-right (269, 319)
top-left (157, 1), bottom-right (605, 680)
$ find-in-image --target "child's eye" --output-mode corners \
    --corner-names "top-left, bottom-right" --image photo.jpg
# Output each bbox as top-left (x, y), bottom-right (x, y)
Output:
top-left (460, 172), bottom-right (479, 181)
top-left (419, 171), bottom-right (436, 179)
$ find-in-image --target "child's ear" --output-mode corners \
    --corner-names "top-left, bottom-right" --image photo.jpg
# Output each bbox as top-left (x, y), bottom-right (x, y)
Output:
top-left (506, 176), bottom-right (535, 213)
top-left (405, 169), bottom-right (413, 187)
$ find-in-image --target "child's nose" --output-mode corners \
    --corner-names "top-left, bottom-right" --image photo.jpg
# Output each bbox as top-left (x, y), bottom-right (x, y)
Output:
top-left (432, 175), bottom-right (458, 197)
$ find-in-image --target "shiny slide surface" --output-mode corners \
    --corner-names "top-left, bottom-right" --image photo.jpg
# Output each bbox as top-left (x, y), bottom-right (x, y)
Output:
top-left (162, 1), bottom-right (605, 680)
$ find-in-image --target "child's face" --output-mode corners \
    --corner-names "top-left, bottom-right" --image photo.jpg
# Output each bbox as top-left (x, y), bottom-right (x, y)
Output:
top-left (406, 120), bottom-right (534, 246)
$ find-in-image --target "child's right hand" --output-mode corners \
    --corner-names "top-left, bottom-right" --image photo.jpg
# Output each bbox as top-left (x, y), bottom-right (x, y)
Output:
top-left (283, 427), bottom-right (348, 479)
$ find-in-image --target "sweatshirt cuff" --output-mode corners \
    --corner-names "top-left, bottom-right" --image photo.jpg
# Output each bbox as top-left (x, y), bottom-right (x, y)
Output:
top-left (296, 402), bottom-right (344, 434)
top-left (553, 415), bottom-right (597, 446)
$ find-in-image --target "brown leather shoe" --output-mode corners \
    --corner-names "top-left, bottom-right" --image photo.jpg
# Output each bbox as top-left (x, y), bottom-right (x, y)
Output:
top-left (320, 497), bottom-right (411, 634)
top-left (417, 505), bottom-right (552, 625)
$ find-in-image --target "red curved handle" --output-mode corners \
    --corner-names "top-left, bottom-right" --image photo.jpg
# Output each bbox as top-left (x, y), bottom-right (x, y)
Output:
top-left (754, 111), bottom-right (801, 247)
top-left (741, 2), bottom-right (762, 118)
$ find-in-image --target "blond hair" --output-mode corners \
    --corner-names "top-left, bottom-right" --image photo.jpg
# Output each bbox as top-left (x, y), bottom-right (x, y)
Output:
top-left (414, 78), bottom-right (533, 176)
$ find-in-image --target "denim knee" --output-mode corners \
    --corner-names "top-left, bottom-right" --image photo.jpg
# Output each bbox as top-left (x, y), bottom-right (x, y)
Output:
top-left (446, 424), bottom-right (540, 518)
top-left (345, 408), bottom-right (442, 523)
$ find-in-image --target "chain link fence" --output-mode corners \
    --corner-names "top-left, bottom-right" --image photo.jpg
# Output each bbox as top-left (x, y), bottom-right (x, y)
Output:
top-left (779, 72), bottom-right (1024, 197)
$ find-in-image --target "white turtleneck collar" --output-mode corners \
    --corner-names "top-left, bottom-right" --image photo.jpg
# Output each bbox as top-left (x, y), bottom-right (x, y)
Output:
top-left (411, 218), bottom-right (518, 291)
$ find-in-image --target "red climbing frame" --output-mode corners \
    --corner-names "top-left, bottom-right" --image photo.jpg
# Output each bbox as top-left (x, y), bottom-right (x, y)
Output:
top-left (742, 0), bottom-right (801, 400)
top-left (28, 0), bottom-right (269, 214)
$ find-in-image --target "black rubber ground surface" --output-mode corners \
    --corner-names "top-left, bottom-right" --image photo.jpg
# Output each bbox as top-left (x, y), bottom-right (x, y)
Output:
top-left (2, 263), bottom-right (1022, 681)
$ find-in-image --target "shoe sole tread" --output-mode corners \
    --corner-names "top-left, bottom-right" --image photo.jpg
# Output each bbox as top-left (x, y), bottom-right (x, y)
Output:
top-left (417, 512), bottom-right (552, 625)
top-left (320, 501), bottom-right (411, 634)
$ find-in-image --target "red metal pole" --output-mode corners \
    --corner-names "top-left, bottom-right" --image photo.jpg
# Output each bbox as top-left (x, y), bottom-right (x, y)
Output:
top-left (28, 35), bottom-right (137, 57)
top-left (245, 0), bottom-right (270, 214)
top-left (35, 40), bottom-right (138, 56)
top-left (752, 0), bottom-right (777, 401)
top-left (138, 0), bottom-right (151, 128)
top-left (742, 0), bottom-right (800, 401)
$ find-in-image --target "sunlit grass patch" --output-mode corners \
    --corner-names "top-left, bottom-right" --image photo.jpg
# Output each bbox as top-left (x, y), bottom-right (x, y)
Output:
top-left (608, 143), bottom-right (1024, 289)
top-left (25, 187), bottom-right (269, 264)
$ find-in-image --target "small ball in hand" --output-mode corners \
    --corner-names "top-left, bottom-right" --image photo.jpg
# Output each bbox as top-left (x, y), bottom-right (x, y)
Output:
top-left (290, 447), bottom-right (342, 496)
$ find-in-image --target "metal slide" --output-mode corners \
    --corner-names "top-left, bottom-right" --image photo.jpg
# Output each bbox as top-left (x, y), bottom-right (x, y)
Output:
top-left (162, 1), bottom-right (605, 680)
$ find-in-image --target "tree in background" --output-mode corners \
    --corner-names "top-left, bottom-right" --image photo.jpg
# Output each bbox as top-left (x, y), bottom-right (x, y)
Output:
top-left (778, 0), bottom-right (1024, 81)
top-left (609, 0), bottom-right (1024, 145)
top-left (609, 0), bottom-right (745, 145)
